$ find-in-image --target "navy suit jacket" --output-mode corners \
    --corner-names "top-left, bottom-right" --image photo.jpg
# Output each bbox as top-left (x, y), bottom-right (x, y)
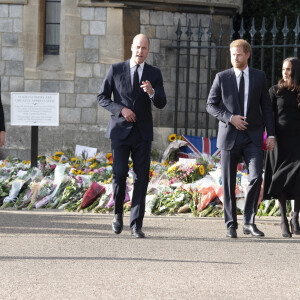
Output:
top-left (0, 82), bottom-right (5, 132)
top-left (207, 67), bottom-right (275, 150)
top-left (97, 60), bottom-right (166, 141)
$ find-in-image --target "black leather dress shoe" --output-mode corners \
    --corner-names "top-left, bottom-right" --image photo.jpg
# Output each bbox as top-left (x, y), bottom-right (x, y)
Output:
top-left (243, 224), bottom-right (264, 237)
top-left (131, 228), bottom-right (145, 238)
top-left (226, 227), bottom-right (237, 238)
top-left (112, 214), bottom-right (123, 234)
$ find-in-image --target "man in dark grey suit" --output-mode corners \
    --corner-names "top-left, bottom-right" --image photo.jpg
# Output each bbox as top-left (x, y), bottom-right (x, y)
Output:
top-left (207, 39), bottom-right (275, 238)
top-left (98, 34), bottom-right (166, 238)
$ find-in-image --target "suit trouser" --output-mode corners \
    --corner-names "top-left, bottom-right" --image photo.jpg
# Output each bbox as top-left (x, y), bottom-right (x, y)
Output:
top-left (221, 131), bottom-right (263, 229)
top-left (111, 126), bottom-right (151, 229)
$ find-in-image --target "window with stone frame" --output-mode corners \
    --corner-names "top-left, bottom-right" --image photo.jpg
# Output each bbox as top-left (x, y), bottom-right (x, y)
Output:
top-left (44, 0), bottom-right (61, 55)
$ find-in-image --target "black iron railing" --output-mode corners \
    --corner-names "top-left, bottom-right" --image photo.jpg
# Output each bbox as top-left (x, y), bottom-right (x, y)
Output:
top-left (169, 16), bottom-right (300, 137)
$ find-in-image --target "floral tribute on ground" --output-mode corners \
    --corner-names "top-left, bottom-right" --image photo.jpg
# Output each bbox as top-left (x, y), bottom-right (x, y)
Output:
top-left (0, 134), bottom-right (291, 217)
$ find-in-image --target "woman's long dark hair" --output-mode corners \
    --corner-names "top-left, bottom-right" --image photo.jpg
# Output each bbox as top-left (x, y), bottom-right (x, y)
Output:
top-left (277, 57), bottom-right (300, 108)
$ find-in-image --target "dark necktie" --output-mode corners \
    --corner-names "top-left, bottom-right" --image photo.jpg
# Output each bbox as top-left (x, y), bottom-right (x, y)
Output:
top-left (239, 71), bottom-right (245, 116)
top-left (133, 64), bottom-right (140, 97)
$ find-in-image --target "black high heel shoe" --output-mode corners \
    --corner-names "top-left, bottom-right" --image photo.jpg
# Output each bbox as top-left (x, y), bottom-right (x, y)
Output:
top-left (290, 219), bottom-right (300, 235)
top-left (281, 220), bottom-right (292, 238)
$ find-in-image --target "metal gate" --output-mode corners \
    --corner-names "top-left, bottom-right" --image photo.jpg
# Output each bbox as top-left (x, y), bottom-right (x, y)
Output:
top-left (169, 16), bottom-right (300, 137)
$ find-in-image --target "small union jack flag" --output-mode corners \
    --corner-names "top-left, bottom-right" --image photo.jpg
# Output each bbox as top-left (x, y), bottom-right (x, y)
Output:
top-left (178, 135), bottom-right (221, 158)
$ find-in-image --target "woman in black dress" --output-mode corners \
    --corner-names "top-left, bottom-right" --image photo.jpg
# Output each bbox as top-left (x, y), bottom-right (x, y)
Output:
top-left (263, 57), bottom-right (300, 237)
top-left (0, 82), bottom-right (5, 147)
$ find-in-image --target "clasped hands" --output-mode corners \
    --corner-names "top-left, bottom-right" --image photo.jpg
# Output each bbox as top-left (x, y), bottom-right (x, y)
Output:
top-left (231, 115), bottom-right (274, 151)
top-left (121, 81), bottom-right (154, 122)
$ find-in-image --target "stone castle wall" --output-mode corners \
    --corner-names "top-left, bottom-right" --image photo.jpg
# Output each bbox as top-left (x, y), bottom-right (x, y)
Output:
top-left (0, 0), bottom-right (241, 159)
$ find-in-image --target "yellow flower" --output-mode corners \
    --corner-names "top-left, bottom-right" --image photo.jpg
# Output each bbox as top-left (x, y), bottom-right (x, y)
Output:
top-left (168, 134), bottom-right (177, 142)
top-left (208, 164), bottom-right (213, 171)
top-left (71, 157), bottom-right (77, 162)
top-left (55, 151), bottom-right (64, 156)
top-left (89, 171), bottom-right (94, 175)
top-left (108, 175), bottom-right (113, 183)
top-left (89, 163), bottom-right (97, 169)
top-left (22, 160), bottom-right (27, 164)
top-left (53, 155), bottom-right (60, 161)
top-left (106, 153), bottom-right (112, 159)
top-left (27, 161), bottom-right (31, 165)
top-left (167, 164), bottom-right (177, 173)
top-left (178, 135), bottom-right (184, 140)
top-left (164, 160), bottom-right (169, 166)
top-left (129, 163), bottom-right (133, 169)
top-left (199, 165), bottom-right (205, 176)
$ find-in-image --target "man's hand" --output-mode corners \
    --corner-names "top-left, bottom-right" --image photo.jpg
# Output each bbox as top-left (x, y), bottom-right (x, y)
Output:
top-left (0, 131), bottom-right (5, 147)
top-left (266, 137), bottom-right (275, 151)
top-left (121, 107), bottom-right (136, 122)
top-left (141, 80), bottom-right (154, 96)
top-left (231, 115), bottom-right (248, 131)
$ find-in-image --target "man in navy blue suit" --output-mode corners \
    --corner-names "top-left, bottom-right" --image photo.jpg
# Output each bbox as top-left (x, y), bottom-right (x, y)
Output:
top-left (98, 34), bottom-right (167, 238)
top-left (0, 82), bottom-right (5, 148)
top-left (207, 39), bottom-right (275, 238)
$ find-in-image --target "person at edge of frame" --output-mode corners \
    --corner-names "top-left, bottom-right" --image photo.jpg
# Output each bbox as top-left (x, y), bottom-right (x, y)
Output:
top-left (0, 82), bottom-right (6, 148)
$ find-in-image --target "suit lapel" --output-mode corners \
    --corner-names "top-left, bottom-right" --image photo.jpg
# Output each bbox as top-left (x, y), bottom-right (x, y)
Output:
top-left (247, 68), bottom-right (254, 114)
top-left (141, 63), bottom-right (149, 84)
top-left (229, 68), bottom-right (240, 108)
top-left (122, 60), bottom-right (132, 94)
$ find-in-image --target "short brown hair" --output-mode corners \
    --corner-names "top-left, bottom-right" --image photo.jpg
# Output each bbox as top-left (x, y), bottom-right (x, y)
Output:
top-left (230, 39), bottom-right (251, 54)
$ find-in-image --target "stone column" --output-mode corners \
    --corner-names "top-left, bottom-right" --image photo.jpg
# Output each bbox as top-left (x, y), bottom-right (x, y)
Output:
top-left (99, 7), bottom-right (140, 64)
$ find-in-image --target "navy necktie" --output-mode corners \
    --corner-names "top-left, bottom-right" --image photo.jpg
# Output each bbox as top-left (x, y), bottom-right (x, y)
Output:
top-left (239, 71), bottom-right (245, 116)
top-left (133, 64), bottom-right (140, 97)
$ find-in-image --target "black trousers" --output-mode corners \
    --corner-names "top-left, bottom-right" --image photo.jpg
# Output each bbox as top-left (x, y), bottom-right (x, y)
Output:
top-left (111, 126), bottom-right (151, 229)
top-left (221, 131), bottom-right (263, 229)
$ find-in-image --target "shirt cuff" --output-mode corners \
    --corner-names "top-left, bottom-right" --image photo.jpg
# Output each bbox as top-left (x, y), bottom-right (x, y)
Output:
top-left (148, 89), bottom-right (155, 99)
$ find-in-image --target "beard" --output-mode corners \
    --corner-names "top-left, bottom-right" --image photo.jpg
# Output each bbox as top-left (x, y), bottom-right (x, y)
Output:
top-left (231, 61), bottom-right (247, 69)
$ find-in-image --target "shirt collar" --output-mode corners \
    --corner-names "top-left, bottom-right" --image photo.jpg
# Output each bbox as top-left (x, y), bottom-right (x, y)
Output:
top-left (233, 66), bottom-right (249, 77)
top-left (130, 59), bottom-right (145, 70)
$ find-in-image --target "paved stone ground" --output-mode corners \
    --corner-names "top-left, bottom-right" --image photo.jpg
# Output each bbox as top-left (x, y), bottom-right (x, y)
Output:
top-left (0, 210), bottom-right (300, 300)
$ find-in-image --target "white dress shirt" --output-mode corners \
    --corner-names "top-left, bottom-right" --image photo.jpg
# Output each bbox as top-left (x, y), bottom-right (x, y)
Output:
top-left (130, 59), bottom-right (144, 86)
top-left (233, 66), bottom-right (249, 117)
top-left (129, 59), bottom-right (154, 99)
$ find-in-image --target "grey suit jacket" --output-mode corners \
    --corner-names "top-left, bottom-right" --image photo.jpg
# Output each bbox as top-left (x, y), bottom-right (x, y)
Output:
top-left (206, 67), bottom-right (275, 150)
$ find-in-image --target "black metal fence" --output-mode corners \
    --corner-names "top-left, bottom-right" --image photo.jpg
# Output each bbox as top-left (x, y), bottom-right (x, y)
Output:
top-left (169, 16), bottom-right (300, 137)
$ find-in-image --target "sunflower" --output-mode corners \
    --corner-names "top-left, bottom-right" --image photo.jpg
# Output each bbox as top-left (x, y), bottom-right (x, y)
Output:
top-left (163, 160), bottom-right (169, 166)
top-left (199, 165), bottom-right (205, 176)
top-left (89, 162), bottom-right (97, 169)
top-left (53, 155), bottom-right (60, 161)
top-left (168, 134), bottom-right (177, 142)
top-left (106, 153), bottom-right (112, 160)
top-left (71, 157), bottom-right (77, 162)
top-left (55, 151), bottom-right (64, 156)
